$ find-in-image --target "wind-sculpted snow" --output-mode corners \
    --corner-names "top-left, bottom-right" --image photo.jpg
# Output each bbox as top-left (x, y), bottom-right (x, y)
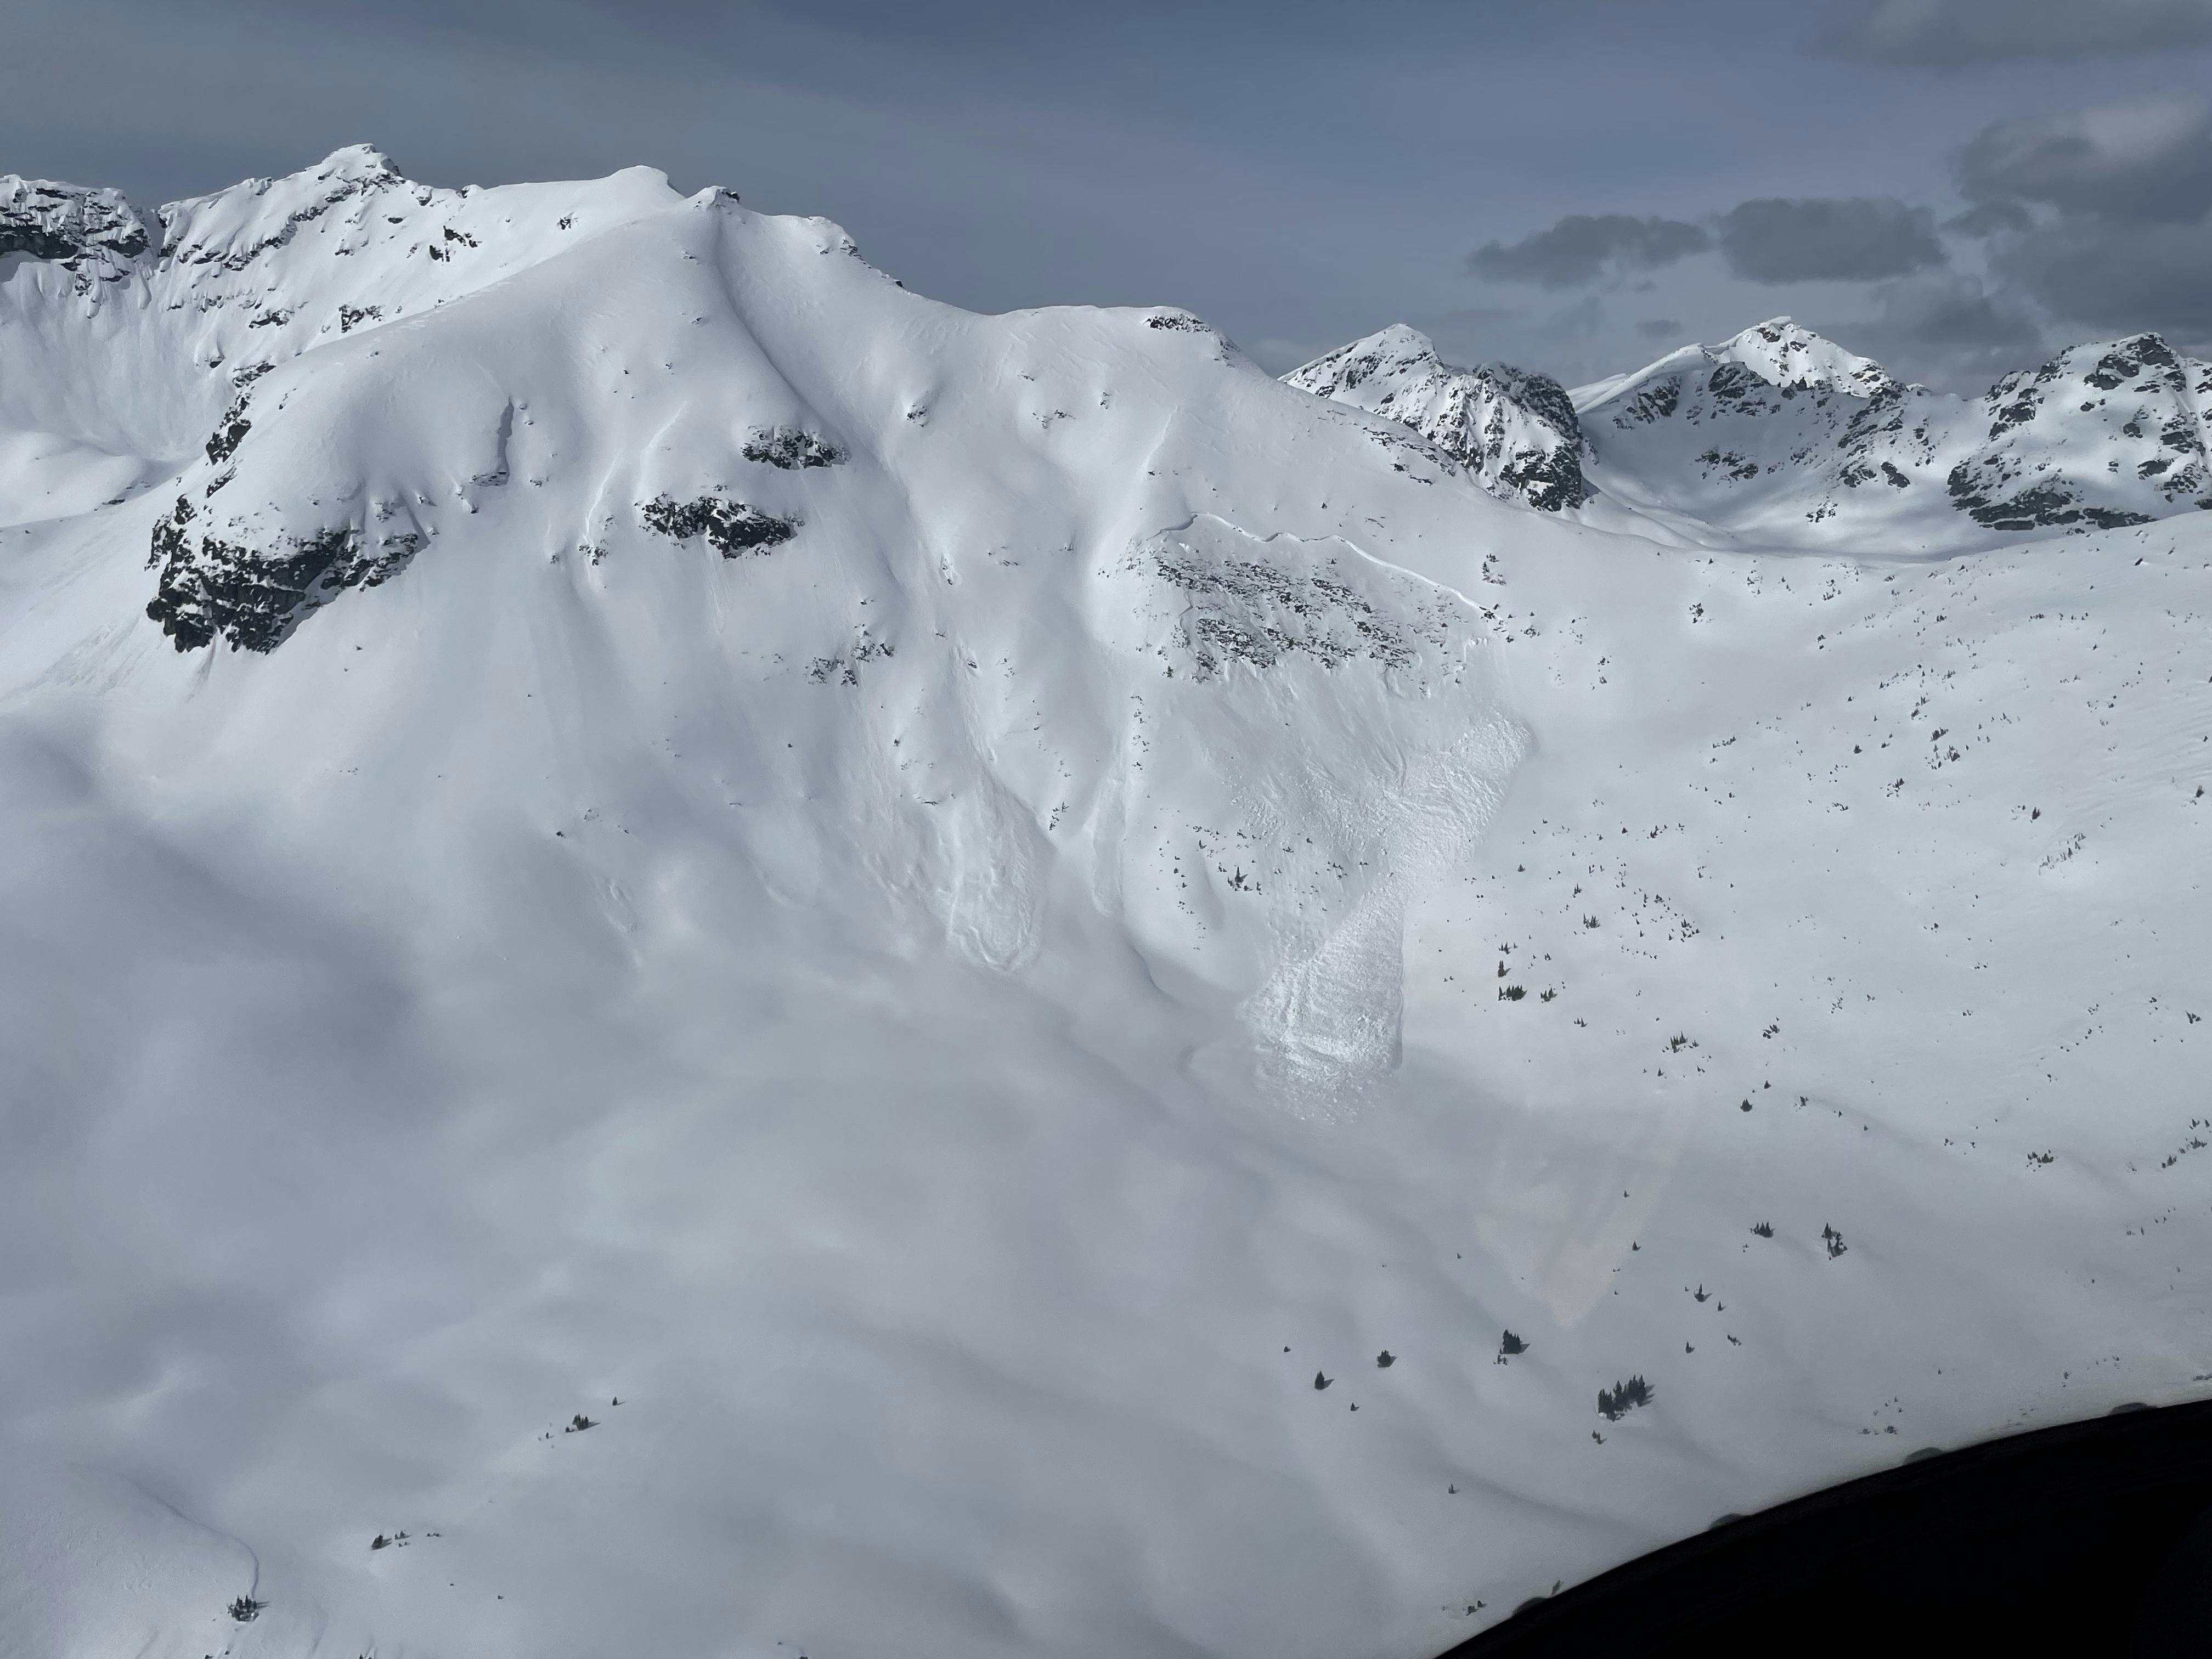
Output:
top-left (1286, 325), bottom-right (1592, 512)
top-left (1, 150), bottom-right (2208, 1659)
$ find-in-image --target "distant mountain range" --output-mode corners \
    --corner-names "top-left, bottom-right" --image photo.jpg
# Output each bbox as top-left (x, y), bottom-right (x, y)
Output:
top-left (1289, 317), bottom-right (2212, 551)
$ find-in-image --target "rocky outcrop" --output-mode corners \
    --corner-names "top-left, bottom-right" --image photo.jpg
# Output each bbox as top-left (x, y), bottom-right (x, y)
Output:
top-left (1284, 326), bottom-right (1592, 512)
top-left (146, 507), bottom-right (419, 652)
top-left (741, 426), bottom-right (846, 470)
top-left (0, 176), bottom-right (150, 280)
top-left (140, 388), bottom-right (425, 652)
top-left (641, 493), bottom-right (800, 556)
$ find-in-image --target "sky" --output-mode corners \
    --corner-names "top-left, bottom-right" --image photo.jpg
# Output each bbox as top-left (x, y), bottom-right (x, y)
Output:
top-left (7, 0), bottom-right (2212, 391)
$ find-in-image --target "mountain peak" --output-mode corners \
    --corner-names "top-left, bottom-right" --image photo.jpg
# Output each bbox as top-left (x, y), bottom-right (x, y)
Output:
top-left (1713, 317), bottom-right (1894, 397)
top-left (309, 143), bottom-right (401, 180)
top-left (1284, 326), bottom-right (1590, 511)
top-left (1361, 321), bottom-right (1440, 357)
top-left (1286, 324), bottom-right (1439, 391)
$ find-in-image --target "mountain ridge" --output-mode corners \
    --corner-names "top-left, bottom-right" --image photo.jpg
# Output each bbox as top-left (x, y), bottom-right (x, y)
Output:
top-left (1290, 314), bottom-right (2212, 551)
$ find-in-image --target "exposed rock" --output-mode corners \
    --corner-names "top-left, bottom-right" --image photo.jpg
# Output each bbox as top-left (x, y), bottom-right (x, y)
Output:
top-left (0, 176), bottom-right (151, 281)
top-left (205, 399), bottom-right (252, 466)
top-left (742, 426), bottom-right (847, 470)
top-left (146, 510), bottom-right (420, 652)
top-left (641, 494), bottom-right (800, 557)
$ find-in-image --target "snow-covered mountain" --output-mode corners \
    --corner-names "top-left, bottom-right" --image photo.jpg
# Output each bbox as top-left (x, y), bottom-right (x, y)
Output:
top-left (1284, 325), bottom-right (1591, 512)
top-left (1576, 318), bottom-right (2212, 550)
top-left (3, 151), bottom-right (2209, 1659)
top-left (1293, 316), bottom-right (2212, 553)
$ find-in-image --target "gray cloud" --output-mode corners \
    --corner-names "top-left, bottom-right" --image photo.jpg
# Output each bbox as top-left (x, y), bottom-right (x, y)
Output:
top-left (1994, 215), bottom-right (2212, 346)
top-left (1635, 318), bottom-right (1683, 340)
top-left (1871, 273), bottom-right (2043, 350)
top-left (8, 0), bottom-right (2208, 403)
top-left (1716, 196), bottom-right (1946, 283)
top-left (1943, 199), bottom-right (2034, 238)
top-left (1819, 275), bottom-right (2047, 393)
top-left (1935, 93), bottom-right (2212, 363)
top-left (1956, 92), bottom-right (2212, 223)
top-left (1469, 214), bottom-right (1709, 289)
top-left (1835, 0), bottom-right (2212, 64)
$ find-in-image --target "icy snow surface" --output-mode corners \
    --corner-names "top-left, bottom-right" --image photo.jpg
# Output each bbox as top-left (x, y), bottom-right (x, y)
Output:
top-left (2, 150), bottom-right (2209, 1658)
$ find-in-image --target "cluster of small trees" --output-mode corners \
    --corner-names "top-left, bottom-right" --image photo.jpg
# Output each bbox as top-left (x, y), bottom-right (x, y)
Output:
top-left (1597, 1376), bottom-right (1654, 1421)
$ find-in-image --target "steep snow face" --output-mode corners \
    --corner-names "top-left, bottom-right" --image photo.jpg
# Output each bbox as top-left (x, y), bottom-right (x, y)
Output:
top-left (1284, 325), bottom-right (1591, 511)
top-left (3, 154), bottom-right (2211, 1659)
top-left (1571, 318), bottom-right (2212, 551)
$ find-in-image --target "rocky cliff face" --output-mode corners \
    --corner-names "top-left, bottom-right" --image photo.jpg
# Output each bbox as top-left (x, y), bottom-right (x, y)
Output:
top-left (0, 176), bottom-right (150, 273)
top-left (1284, 325), bottom-right (1592, 512)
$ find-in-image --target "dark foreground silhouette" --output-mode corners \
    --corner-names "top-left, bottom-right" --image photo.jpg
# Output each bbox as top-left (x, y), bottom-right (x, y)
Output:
top-left (1446, 1397), bottom-right (2212, 1656)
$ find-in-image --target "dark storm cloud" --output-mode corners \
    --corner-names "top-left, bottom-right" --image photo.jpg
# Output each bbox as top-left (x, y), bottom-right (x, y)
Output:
top-left (1956, 93), bottom-right (2212, 223)
top-left (1468, 215), bottom-right (1709, 289)
top-left (1714, 196), bottom-right (1946, 283)
top-left (1931, 92), bottom-right (2212, 358)
top-left (1994, 216), bottom-right (2212, 343)
top-left (1867, 273), bottom-right (2043, 352)
top-left (1803, 276), bottom-right (2047, 393)
top-left (1835, 0), bottom-right (2212, 65)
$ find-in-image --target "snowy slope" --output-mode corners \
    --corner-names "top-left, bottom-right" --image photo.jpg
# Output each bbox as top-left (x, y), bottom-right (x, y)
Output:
top-left (1284, 325), bottom-right (1591, 512)
top-left (2, 152), bottom-right (2209, 1659)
